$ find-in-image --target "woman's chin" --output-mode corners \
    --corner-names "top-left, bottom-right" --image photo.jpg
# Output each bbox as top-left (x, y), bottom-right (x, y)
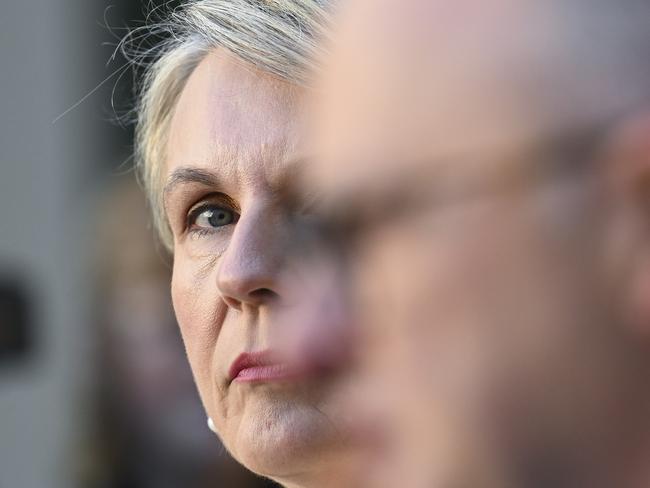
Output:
top-left (228, 396), bottom-right (343, 481)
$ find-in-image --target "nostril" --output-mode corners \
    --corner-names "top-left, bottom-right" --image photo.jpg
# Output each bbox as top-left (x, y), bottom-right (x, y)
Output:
top-left (221, 288), bottom-right (278, 310)
top-left (249, 288), bottom-right (279, 303)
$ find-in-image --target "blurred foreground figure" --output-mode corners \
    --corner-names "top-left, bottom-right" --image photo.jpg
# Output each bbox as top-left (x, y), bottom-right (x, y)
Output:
top-left (283, 0), bottom-right (650, 486)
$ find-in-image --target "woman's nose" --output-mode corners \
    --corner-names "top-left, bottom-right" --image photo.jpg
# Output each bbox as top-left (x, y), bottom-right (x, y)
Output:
top-left (216, 210), bottom-right (282, 310)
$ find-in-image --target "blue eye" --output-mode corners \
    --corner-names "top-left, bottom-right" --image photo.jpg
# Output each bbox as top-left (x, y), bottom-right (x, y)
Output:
top-left (190, 205), bottom-right (236, 230)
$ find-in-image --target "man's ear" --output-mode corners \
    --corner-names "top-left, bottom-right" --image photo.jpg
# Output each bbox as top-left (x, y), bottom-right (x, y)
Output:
top-left (602, 111), bottom-right (650, 336)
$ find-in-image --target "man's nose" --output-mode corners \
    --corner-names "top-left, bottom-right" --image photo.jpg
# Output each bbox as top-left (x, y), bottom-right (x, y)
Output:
top-left (216, 209), bottom-right (282, 311)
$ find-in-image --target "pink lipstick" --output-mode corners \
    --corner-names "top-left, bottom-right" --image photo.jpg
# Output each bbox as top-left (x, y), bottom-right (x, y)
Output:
top-left (229, 350), bottom-right (296, 383)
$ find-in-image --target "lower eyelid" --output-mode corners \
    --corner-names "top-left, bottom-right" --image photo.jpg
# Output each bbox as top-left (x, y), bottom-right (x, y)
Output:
top-left (187, 221), bottom-right (236, 240)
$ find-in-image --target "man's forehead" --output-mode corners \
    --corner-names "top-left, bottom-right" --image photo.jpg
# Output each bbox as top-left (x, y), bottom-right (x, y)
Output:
top-left (312, 0), bottom-right (555, 184)
top-left (313, 0), bottom-right (646, 197)
top-left (312, 83), bottom-right (543, 198)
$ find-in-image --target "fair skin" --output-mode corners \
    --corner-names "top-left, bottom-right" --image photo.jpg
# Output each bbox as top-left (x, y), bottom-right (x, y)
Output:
top-left (162, 50), bottom-right (354, 488)
top-left (284, 0), bottom-right (650, 486)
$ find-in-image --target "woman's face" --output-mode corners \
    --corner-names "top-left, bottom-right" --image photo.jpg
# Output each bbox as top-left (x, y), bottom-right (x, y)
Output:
top-left (163, 50), bottom-right (348, 484)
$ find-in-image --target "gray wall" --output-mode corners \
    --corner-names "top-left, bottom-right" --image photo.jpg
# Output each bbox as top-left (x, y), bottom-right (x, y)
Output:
top-left (0, 2), bottom-right (119, 487)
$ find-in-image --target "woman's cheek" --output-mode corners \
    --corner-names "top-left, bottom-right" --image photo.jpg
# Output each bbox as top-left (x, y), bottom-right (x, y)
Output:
top-left (171, 256), bottom-right (223, 395)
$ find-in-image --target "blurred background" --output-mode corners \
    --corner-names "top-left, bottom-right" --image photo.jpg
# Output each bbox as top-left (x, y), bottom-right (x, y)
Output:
top-left (0, 2), bottom-right (272, 487)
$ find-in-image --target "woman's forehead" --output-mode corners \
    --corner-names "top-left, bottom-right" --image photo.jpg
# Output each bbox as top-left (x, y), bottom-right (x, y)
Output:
top-left (166, 49), bottom-right (306, 188)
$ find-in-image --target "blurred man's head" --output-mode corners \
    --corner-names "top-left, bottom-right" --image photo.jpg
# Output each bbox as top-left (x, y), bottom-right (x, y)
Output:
top-left (289, 0), bottom-right (650, 486)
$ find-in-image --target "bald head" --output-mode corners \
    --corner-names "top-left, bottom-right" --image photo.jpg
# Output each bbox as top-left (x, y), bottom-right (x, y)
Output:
top-left (315, 0), bottom-right (650, 190)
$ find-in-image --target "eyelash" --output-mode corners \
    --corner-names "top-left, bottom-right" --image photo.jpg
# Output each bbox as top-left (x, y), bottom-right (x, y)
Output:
top-left (189, 226), bottom-right (214, 238)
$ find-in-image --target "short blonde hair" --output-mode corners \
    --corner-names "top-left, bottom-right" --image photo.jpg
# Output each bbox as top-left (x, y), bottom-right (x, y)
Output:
top-left (129, 0), bottom-right (329, 249)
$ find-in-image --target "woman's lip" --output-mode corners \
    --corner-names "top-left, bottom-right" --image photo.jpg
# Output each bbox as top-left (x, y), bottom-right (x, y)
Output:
top-left (229, 350), bottom-right (296, 383)
top-left (234, 363), bottom-right (296, 383)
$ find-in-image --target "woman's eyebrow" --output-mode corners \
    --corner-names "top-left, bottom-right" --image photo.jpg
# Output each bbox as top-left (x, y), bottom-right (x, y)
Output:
top-left (163, 167), bottom-right (222, 200)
